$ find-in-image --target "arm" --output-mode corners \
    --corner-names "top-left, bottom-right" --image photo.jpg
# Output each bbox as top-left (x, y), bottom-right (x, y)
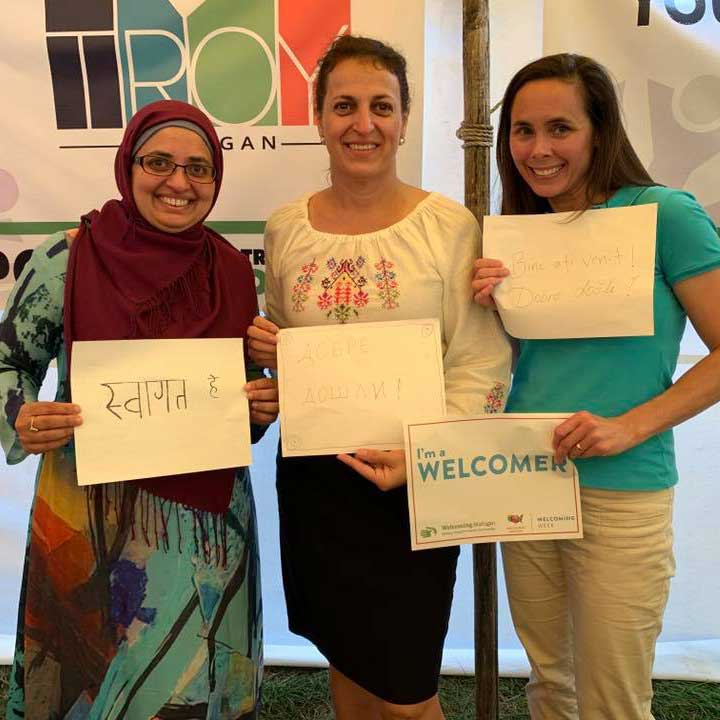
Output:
top-left (247, 215), bottom-right (286, 369)
top-left (439, 211), bottom-right (513, 418)
top-left (554, 268), bottom-right (720, 460)
top-left (0, 233), bottom-right (80, 461)
top-left (234, 247), bottom-right (278, 439)
top-left (554, 190), bottom-right (720, 461)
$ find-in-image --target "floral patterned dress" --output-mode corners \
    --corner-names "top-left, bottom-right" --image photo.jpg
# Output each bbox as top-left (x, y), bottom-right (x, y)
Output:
top-left (0, 234), bottom-right (262, 720)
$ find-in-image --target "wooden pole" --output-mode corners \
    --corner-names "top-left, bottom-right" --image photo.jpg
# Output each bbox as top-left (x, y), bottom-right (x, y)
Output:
top-left (461, 0), bottom-right (491, 236)
top-left (460, 2), bottom-right (498, 719)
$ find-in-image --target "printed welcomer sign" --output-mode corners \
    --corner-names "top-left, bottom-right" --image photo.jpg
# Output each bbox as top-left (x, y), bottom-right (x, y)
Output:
top-left (405, 414), bottom-right (583, 550)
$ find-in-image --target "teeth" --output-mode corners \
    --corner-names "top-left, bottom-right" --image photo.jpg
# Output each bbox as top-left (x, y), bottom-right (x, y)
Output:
top-left (532, 166), bottom-right (562, 177)
top-left (159, 196), bottom-right (190, 207)
top-left (348, 144), bottom-right (376, 150)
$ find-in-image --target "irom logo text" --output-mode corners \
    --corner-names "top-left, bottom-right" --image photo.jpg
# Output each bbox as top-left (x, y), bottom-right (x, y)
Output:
top-left (45, 0), bottom-right (350, 130)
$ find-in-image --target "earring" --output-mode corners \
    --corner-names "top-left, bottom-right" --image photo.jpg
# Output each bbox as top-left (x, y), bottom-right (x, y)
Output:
top-left (319, 136), bottom-right (326, 145)
top-left (399, 137), bottom-right (406, 145)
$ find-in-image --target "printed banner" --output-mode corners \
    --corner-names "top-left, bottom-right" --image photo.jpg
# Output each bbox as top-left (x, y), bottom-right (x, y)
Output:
top-left (0, 0), bottom-right (425, 307)
top-left (277, 319), bottom-right (446, 456)
top-left (484, 204), bottom-right (657, 339)
top-left (543, 0), bottom-right (720, 227)
top-left (72, 338), bottom-right (251, 484)
top-left (405, 414), bottom-right (583, 551)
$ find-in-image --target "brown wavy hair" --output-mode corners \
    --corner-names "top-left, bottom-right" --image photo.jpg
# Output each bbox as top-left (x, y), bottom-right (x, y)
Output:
top-left (314, 35), bottom-right (410, 116)
top-left (497, 53), bottom-right (654, 215)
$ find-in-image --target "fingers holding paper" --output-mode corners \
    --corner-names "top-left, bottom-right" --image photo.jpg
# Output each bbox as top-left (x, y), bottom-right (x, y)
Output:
top-left (248, 315), bottom-right (280, 369)
top-left (337, 448), bottom-right (407, 492)
top-left (553, 411), bottom-right (639, 463)
top-left (16, 401), bottom-right (82, 454)
top-left (245, 377), bottom-right (279, 425)
top-left (471, 258), bottom-right (509, 308)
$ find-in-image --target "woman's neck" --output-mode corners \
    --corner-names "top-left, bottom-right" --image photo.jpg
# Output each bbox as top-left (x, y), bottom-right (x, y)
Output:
top-left (308, 171), bottom-right (428, 235)
top-left (327, 171), bottom-right (405, 213)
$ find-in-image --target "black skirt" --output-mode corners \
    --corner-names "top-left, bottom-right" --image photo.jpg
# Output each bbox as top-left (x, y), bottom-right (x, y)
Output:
top-left (276, 451), bottom-right (459, 705)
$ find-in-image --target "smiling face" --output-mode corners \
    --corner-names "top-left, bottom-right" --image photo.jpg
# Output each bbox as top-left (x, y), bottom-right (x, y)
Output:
top-left (131, 127), bottom-right (215, 232)
top-left (509, 78), bottom-right (595, 212)
top-left (316, 57), bottom-right (408, 184)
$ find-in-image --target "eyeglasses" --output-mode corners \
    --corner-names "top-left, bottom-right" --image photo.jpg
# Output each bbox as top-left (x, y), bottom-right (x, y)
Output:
top-left (134, 155), bottom-right (216, 184)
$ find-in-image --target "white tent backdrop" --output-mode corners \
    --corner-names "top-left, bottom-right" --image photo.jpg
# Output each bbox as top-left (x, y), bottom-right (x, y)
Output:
top-left (1, 0), bottom-right (719, 681)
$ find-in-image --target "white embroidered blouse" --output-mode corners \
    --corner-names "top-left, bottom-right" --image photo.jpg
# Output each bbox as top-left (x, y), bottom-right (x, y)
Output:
top-left (263, 191), bottom-right (511, 415)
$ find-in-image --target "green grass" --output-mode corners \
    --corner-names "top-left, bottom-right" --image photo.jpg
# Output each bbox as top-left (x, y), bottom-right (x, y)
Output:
top-left (0, 664), bottom-right (717, 718)
top-left (258, 669), bottom-right (720, 719)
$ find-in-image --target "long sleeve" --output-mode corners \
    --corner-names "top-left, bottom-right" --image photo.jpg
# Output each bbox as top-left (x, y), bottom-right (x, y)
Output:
top-left (262, 200), bottom-right (308, 329)
top-left (0, 233), bottom-right (68, 463)
top-left (427, 202), bottom-right (512, 416)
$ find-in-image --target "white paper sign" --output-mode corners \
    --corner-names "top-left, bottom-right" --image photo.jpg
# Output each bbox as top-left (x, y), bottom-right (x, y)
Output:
top-left (405, 414), bottom-right (583, 550)
top-left (277, 319), bottom-right (446, 456)
top-left (484, 204), bottom-right (657, 339)
top-left (72, 338), bottom-right (251, 485)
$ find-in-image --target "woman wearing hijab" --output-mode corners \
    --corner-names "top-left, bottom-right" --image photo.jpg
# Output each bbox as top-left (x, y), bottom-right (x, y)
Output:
top-left (0, 100), bottom-right (275, 719)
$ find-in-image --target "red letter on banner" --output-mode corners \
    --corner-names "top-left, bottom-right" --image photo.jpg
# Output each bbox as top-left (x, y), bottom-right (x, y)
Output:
top-left (279, 0), bottom-right (351, 126)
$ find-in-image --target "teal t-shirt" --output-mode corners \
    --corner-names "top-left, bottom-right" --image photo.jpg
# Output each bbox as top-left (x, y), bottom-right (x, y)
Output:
top-left (506, 186), bottom-right (720, 491)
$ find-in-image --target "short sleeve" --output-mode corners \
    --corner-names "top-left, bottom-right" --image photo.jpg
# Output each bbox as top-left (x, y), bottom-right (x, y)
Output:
top-left (654, 189), bottom-right (720, 286)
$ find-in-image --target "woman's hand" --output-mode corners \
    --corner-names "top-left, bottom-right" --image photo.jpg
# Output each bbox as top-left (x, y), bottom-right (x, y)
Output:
top-left (15, 401), bottom-right (82, 454)
top-left (552, 411), bottom-right (641, 463)
top-left (247, 315), bottom-right (280, 369)
top-left (337, 449), bottom-right (407, 491)
top-left (245, 377), bottom-right (279, 425)
top-left (471, 258), bottom-right (509, 308)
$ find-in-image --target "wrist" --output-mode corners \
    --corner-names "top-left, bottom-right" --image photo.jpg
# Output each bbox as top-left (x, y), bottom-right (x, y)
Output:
top-left (619, 406), bottom-right (656, 447)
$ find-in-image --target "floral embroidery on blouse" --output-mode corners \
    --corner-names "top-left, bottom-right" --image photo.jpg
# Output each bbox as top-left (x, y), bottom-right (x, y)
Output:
top-left (317, 257), bottom-right (368, 323)
top-left (374, 259), bottom-right (400, 310)
top-left (291, 260), bottom-right (318, 312)
top-left (484, 382), bottom-right (505, 413)
top-left (290, 255), bottom-right (401, 323)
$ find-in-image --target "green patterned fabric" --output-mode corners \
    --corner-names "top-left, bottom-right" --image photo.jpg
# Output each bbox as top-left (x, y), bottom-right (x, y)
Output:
top-left (1, 233), bottom-right (262, 719)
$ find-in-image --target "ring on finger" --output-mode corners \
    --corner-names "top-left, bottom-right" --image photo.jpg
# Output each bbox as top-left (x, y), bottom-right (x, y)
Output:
top-left (574, 442), bottom-right (584, 455)
top-left (29, 416), bottom-right (40, 433)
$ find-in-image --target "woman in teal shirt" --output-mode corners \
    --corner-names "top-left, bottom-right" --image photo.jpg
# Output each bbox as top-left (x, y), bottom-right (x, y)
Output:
top-left (473, 54), bottom-right (720, 720)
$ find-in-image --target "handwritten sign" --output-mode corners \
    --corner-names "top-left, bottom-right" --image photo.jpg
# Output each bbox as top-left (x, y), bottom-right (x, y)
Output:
top-left (484, 204), bottom-right (657, 338)
top-left (72, 338), bottom-right (251, 485)
top-left (405, 414), bottom-right (582, 550)
top-left (277, 319), bottom-right (446, 456)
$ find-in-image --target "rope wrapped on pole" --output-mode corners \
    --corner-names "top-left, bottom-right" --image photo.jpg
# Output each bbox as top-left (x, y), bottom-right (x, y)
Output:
top-left (456, 122), bottom-right (494, 149)
top-left (460, 1), bottom-right (499, 719)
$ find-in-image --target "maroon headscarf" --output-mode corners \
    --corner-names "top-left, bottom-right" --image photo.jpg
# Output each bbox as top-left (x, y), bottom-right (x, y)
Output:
top-left (64, 100), bottom-right (257, 513)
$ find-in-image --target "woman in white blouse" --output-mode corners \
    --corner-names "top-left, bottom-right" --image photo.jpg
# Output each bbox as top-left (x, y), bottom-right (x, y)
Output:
top-left (248, 35), bottom-right (511, 720)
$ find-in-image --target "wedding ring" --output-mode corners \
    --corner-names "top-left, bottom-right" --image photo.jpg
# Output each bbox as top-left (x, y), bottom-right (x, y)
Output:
top-left (575, 442), bottom-right (583, 453)
top-left (29, 416), bottom-right (40, 433)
